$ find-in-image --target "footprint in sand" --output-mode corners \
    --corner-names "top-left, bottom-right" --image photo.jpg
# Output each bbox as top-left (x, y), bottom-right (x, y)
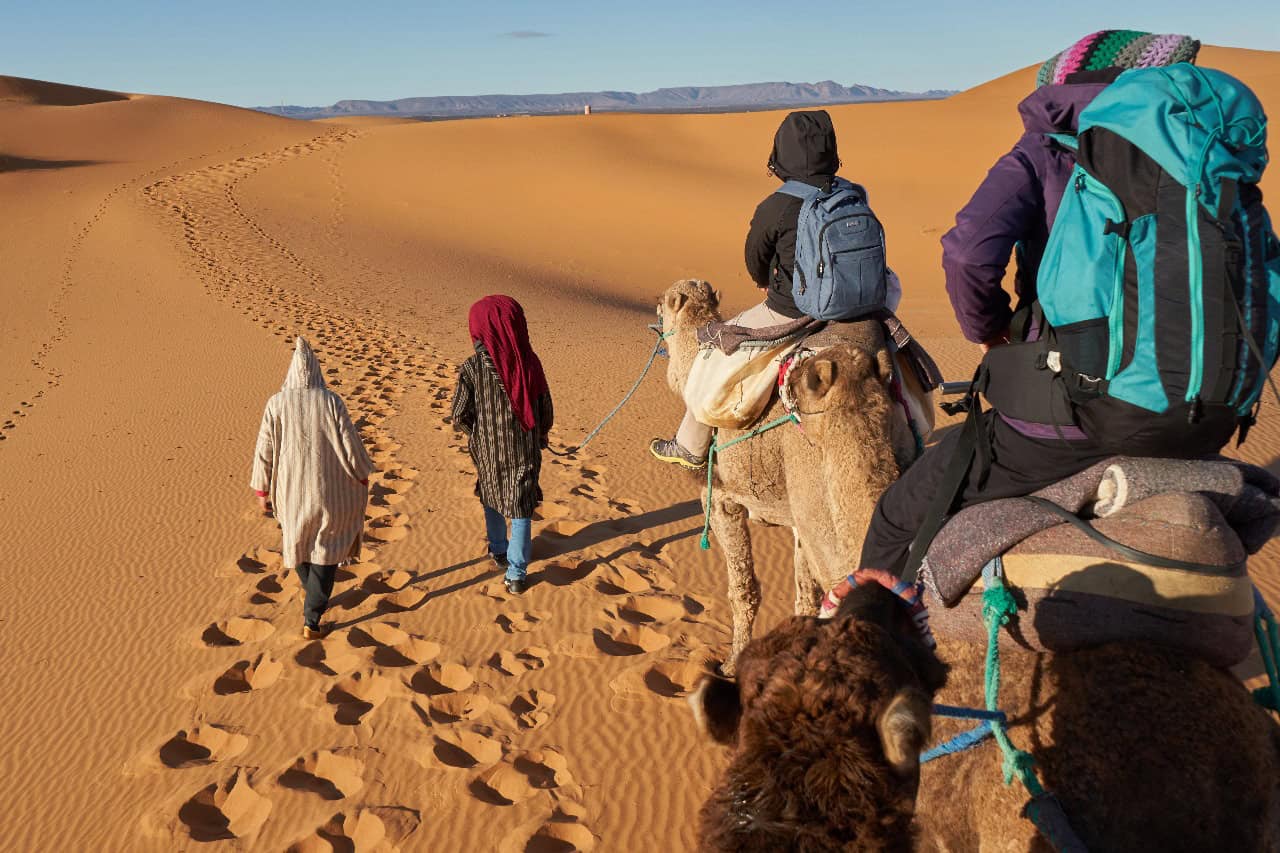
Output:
top-left (497, 610), bottom-right (549, 634)
top-left (537, 560), bottom-right (597, 588)
top-left (591, 624), bottom-right (671, 656)
top-left (377, 587), bottom-right (430, 612)
top-left (488, 646), bottom-right (551, 677)
top-left (326, 671), bottom-right (392, 725)
top-left (613, 593), bottom-right (704, 626)
top-left (159, 724), bottom-right (249, 768)
top-left (594, 564), bottom-right (652, 596)
top-left (287, 807), bottom-right (421, 853)
top-left (214, 653), bottom-right (284, 695)
top-left (499, 803), bottom-right (597, 853)
top-left (510, 689), bottom-right (556, 731)
top-left (278, 749), bottom-right (366, 800)
top-left (362, 568), bottom-right (414, 592)
top-left (177, 768), bottom-right (271, 842)
top-left (366, 513), bottom-right (410, 543)
top-left (408, 661), bottom-right (475, 695)
top-left (470, 749), bottom-right (576, 806)
top-left (295, 640), bottom-right (362, 676)
top-left (610, 658), bottom-right (715, 700)
top-left (202, 616), bottom-right (275, 647)
top-left (415, 692), bottom-right (492, 725)
top-left (250, 571), bottom-right (296, 606)
top-left (233, 547), bottom-right (282, 575)
top-left (432, 727), bottom-right (504, 768)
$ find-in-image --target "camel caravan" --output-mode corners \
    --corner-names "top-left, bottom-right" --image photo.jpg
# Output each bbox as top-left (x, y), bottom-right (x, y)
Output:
top-left (643, 34), bottom-right (1280, 851)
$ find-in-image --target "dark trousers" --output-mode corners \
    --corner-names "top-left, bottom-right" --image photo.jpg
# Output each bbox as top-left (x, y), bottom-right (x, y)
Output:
top-left (295, 562), bottom-right (338, 628)
top-left (860, 411), bottom-right (1112, 574)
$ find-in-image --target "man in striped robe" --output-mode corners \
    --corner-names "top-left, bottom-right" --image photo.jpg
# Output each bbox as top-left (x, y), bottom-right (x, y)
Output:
top-left (252, 337), bottom-right (372, 638)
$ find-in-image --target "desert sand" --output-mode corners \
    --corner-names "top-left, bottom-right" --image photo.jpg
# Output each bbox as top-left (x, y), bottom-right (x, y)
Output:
top-left (1, 44), bottom-right (1278, 850)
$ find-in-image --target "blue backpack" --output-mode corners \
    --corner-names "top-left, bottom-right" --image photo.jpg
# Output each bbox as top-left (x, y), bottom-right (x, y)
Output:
top-left (983, 63), bottom-right (1280, 453)
top-left (777, 178), bottom-right (888, 321)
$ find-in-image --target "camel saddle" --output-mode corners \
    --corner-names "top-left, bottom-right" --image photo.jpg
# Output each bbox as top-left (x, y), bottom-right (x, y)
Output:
top-left (921, 479), bottom-right (1269, 666)
top-left (686, 312), bottom-right (940, 433)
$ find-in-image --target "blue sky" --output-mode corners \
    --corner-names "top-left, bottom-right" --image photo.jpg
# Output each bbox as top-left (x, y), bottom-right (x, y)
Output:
top-left (4, 1), bottom-right (1276, 107)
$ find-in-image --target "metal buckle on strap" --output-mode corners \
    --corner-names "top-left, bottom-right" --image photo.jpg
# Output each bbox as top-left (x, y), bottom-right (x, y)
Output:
top-left (1044, 351), bottom-right (1062, 373)
top-left (1073, 372), bottom-right (1104, 393)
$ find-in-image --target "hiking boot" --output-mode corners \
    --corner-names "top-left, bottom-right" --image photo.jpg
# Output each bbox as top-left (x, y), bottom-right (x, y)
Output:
top-left (505, 577), bottom-right (527, 595)
top-left (490, 552), bottom-right (510, 571)
top-left (649, 437), bottom-right (706, 470)
top-left (302, 624), bottom-right (327, 640)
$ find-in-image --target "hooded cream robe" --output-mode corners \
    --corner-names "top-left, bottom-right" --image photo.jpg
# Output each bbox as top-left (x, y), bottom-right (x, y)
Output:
top-left (251, 338), bottom-right (373, 568)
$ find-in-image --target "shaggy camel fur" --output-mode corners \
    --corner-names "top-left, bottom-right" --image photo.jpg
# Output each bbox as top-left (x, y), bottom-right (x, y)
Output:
top-left (659, 279), bottom-right (914, 671)
top-left (693, 583), bottom-right (1280, 852)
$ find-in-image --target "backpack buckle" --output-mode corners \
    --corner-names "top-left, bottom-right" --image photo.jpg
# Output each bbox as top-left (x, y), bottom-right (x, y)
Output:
top-left (1073, 372), bottom-right (1104, 394)
top-left (1043, 351), bottom-right (1062, 373)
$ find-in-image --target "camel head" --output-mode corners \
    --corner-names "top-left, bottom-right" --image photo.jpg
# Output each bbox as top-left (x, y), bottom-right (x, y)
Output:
top-left (690, 583), bottom-right (948, 851)
top-left (657, 279), bottom-right (722, 392)
top-left (786, 342), bottom-right (904, 492)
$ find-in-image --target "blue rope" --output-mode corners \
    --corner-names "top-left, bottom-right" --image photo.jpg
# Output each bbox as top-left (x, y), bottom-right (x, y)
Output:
top-left (920, 720), bottom-right (997, 764)
top-left (933, 704), bottom-right (1006, 723)
top-left (573, 328), bottom-right (674, 453)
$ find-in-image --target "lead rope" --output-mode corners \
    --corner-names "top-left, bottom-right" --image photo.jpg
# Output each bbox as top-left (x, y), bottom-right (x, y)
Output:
top-left (698, 412), bottom-right (799, 550)
top-left (553, 326), bottom-right (674, 457)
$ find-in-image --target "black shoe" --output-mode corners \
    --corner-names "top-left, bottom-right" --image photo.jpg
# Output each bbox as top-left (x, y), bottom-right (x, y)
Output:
top-left (491, 552), bottom-right (510, 570)
top-left (505, 577), bottom-right (527, 595)
top-left (649, 437), bottom-right (706, 470)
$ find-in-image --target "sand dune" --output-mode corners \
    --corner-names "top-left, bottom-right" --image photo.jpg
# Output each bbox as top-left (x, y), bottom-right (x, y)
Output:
top-left (1, 45), bottom-right (1278, 850)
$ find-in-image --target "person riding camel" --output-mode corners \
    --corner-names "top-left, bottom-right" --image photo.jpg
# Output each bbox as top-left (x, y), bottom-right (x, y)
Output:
top-left (650, 109), bottom-right (900, 469)
top-left (839, 30), bottom-right (1280, 597)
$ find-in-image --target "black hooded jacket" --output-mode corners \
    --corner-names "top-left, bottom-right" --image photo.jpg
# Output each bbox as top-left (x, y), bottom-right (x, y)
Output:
top-left (744, 110), bottom-right (840, 318)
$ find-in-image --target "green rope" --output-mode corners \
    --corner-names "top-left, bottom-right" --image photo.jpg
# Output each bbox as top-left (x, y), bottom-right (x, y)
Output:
top-left (981, 574), bottom-right (1045, 795)
top-left (698, 412), bottom-right (799, 550)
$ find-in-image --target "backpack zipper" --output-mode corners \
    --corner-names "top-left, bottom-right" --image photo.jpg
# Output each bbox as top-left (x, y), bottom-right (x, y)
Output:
top-left (814, 211), bottom-right (883, 279)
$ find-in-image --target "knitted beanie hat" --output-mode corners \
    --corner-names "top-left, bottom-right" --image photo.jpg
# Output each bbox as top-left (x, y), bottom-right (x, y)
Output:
top-left (1036, 30), bottom-right (1201, 87)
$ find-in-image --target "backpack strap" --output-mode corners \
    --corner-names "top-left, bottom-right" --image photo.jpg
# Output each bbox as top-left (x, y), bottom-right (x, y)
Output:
top-left (1045, 132), bottom-right (1079, 152)
top-left (776, 180), bottom-right (821, 200)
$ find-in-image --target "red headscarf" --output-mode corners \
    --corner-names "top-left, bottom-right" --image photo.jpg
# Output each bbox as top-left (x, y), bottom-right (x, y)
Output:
top-left (468, 295), bottom-right (549, 431)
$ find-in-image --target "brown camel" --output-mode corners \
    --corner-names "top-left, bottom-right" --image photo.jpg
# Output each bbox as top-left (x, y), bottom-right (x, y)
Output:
top-left (692, 582), bottom-right (1280, 852)
top-left (659, 279), bottom-right (918, 671)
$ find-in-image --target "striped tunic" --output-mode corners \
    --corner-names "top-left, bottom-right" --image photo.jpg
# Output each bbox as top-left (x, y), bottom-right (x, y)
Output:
top-left (251, 338), bottom-right (373, 568)
top-left (451, 345), bottom-right (554, 519)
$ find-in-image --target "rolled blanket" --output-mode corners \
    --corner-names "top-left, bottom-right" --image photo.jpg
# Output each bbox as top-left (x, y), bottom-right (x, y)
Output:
top-left (698, 316), bottom-right (820, 356)
top-left (921, 456), bottom-right (1280, 606)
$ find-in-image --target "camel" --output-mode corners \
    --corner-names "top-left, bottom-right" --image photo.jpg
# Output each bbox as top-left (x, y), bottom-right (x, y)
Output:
top-left (658, 279), bottom-right (919, 671)
top-left (691, 582), bottom-right (1280, 852)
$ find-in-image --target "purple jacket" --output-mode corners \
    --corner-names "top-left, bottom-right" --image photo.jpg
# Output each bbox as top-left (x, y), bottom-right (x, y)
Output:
top-left (941, 81), bottom-right (1111, 345)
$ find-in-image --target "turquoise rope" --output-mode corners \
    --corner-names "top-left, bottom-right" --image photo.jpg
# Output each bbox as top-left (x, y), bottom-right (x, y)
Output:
top-left (698, 412), bottom-right (799, 550)
top-left (1253, 587), bottom-right (1280, 715)
top-left (981, 567), bottom-right (1045, 795)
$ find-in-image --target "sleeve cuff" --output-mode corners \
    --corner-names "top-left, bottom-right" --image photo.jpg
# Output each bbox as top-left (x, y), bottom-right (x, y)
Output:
top-left (254, 489), bottom-right (269, 498)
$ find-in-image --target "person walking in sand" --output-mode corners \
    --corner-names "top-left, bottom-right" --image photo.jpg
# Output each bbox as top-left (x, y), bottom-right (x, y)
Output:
top-left (451, 295), bottom-right (554, 595)
top-left (251, 336), bottom-right (373, 639)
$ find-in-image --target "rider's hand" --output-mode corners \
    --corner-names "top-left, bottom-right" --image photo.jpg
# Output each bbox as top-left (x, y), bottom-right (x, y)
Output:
top-left (980, 329), bottom-right (1011, 354)
top-left (257, 495), bottom-right (271, 515)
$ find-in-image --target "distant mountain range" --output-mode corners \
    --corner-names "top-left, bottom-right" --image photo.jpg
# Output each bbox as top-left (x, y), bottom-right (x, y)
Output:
top-left (256, 81), bottom-right (955, 120)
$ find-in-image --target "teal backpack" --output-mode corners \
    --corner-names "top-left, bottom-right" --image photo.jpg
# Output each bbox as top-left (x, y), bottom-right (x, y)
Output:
top-left (983, 63), bottom-right (1280, 454)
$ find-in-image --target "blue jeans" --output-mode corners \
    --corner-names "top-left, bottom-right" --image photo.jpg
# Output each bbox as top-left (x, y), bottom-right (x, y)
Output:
top-left (483, 505), bottom-right (531, 581)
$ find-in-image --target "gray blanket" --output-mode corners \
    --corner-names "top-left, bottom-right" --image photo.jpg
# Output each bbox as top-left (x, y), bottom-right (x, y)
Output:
top-left (921, 456), bottom-right (1280, 606)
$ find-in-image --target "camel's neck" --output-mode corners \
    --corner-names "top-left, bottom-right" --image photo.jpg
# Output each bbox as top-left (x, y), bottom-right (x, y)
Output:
top-left (665, 310), bottom-right (719, 393)
top-left (705, 754), bottom-right (917, 852)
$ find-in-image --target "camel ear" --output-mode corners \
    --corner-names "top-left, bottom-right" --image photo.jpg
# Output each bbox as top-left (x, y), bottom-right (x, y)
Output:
top-left (688, 675), bottom-right (741, 744)
top-left (711, 287), bottom-right (722, 308)
top-left (796, 357), bottom-right (838, 406)
top-left (876, 349), bottom-right (894, 383)
top-left (877, 687), bottom-right (932, 777)
top-left (666, 289), bottom-right (689, 315)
